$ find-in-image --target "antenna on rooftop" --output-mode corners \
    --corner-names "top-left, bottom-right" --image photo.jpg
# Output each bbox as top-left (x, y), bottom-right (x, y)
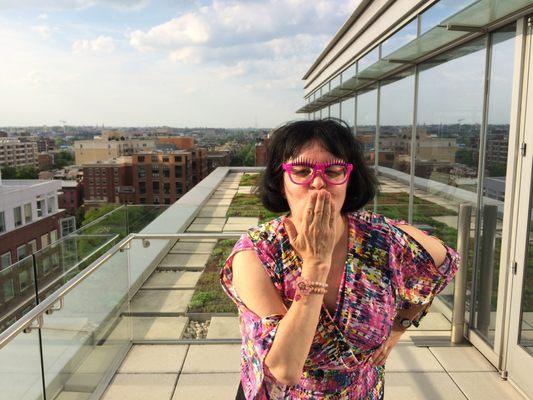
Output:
top-left (60, 120), bottom-right (66, 136)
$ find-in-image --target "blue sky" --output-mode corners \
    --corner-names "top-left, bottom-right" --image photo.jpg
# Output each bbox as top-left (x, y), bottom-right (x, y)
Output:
top-left (0, 0), bottom-right (356, 128)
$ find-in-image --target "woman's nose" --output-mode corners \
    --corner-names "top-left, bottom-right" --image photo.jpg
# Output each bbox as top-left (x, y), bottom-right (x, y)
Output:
top-left (310, 171), bottom-right (327, 189)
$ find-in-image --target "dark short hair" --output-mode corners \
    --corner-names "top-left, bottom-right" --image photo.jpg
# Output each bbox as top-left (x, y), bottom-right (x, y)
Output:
top-left (259, 118), bottom-right (379, 214)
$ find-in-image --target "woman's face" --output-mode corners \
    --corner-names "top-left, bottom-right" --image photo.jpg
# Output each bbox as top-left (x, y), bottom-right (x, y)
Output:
top-left (283, 140), bottom-right (348, 222)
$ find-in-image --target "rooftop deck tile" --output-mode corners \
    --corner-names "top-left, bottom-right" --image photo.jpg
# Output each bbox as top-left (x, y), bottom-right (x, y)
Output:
top-left (101, 373), bottom-right (177, 400)
top-left (130, 290), bottom-right (194, 314)
top-left (430, 347), bottom-right (497, 372)
top-left (450, 372), bottom-right (528, 400)
top-left (386, 344), bottom-right (444, 372)
top-left (384, 372), bottom-right (467, 399)
top-left (206, 317), bottom-right (240, 339)
top-left (142, 271), bottom-right (202, 289)
top-left (118, 345), bottom-right (188, 373)
top-left (181, 344), bottom-right (240, 373)
top-left (172, 373), bottom-right (240, 400)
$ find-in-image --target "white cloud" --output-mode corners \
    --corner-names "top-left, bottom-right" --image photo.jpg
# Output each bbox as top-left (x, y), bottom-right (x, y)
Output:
top-left (0, 0), bottom-right (150, 11)
top-left (37, 13), bottom-right (48, 20)
top-left (130, 13), bottom-right (210, 52)
top-left (214, 61), bottom-right (247, 79)
top-left (169, 47), bottom-right (203, 64)
top-left (32, 24), bottom-right (58, 38)
top-left (73, 35), bottom-right (116, 54)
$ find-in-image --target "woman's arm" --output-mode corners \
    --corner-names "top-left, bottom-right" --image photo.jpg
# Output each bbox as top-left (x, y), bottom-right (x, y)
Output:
top-left (394, 224), bottom-right (447, 267)
top-left (371, 224), bottom-right (448, 366)
top-left (233, 250), bottom-right (328, 386)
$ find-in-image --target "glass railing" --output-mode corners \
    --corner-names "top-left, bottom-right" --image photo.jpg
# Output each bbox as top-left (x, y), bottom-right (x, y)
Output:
top-left (0, 231), bottom-right (241, 400)
top-left (0, 205), bottom-right (167, 335)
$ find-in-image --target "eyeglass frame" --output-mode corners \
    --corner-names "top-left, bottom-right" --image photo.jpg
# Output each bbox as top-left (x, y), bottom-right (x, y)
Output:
top-left (281, 161), bottom-right (354, 185)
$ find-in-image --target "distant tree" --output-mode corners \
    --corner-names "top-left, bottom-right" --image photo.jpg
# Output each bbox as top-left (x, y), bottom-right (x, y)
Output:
top-left (230, 143), bottom-right (255, 166)
top-left (82, 203), bottom-right (120, 226)
top-left (75, 207), bottom-right (85, 229)
top-left (0, 164), bottom-right (17, 179)
top-left (16, 166), bottom-right (38, 179)
top-left (53, 151), bottom-right (75, 169)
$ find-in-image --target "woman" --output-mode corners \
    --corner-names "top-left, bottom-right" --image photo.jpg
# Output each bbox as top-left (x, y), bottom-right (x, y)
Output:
top-left (220, 119), bottom-right (460, 399)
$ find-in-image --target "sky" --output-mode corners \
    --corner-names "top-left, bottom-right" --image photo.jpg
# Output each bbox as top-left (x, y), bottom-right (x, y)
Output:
top-left (0, 0), bottom-right (357, 128)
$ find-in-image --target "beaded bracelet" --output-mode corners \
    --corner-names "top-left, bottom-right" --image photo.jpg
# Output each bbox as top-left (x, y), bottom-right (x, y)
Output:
top-left (294, 276), bottom-right (328, 301)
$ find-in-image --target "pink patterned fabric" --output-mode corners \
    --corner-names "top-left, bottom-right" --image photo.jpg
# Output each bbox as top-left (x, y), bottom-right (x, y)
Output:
top-left (220, 210), bottom-right (460, 399)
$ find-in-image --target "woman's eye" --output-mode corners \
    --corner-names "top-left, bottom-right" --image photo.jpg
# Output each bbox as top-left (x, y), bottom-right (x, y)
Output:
top-left (325, 166), bottom-right (345, 177)
top-left (293, 167), bottom-right (312, 176)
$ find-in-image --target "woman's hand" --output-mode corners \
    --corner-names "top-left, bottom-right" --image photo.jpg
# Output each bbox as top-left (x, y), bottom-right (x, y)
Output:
top-left (284, 190), bottom-right (336, 269)
top-left (369, 331), bottom-right (402, 366)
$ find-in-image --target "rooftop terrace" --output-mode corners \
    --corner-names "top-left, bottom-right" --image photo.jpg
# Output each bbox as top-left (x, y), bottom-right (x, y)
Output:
top-left (0, 167), bottom-right (529, 400)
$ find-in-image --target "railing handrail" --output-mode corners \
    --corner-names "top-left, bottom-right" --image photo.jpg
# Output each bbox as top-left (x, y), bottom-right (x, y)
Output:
top-left (0, 232), bottom-right (242, 351)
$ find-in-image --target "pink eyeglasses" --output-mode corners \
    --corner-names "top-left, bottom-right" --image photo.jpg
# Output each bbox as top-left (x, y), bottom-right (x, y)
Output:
top-left (282, 161), bottom-right (353, 185)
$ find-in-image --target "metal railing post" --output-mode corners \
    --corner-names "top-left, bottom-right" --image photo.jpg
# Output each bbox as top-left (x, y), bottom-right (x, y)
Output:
top-left (451, 203), bottom-right (472, 344)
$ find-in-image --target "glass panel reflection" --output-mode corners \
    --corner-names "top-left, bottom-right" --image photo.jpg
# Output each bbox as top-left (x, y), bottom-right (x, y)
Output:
top-left (376, 69), bottom-right (415, 215)
top-left (0, 329), bottom-right (44, 400)
top-left (415, 37), bottom-right (486, 309)
top-left (356, 86), bottom-right (378, 167)
top-left (381, 18), bottom-right (418, 58)
top-left (330, 102), bottom-right (340, 118)
top-left (472, 25), bottom-right (516, 347)
top-left (341, 97), bottom-right (355, 133)
top-left (420, 0), bottom-right (476, 34)
top-left (41, 247), bottom-right (130, 399)
top-left (0, 256), bottom-right (37, 334)
top-left (520, 196), bottom-right (533, 355)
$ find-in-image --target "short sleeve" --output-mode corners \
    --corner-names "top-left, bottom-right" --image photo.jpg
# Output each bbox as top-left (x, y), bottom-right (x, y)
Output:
top-left (219, 233), bottom-right (287, 400)
top-left (385, 216), bottom-right (460, 326)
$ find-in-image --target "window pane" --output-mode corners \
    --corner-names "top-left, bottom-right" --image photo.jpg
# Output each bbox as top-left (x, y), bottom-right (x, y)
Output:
top-left (329, 102), bottom-right (340, 119)
top-left (1, 252), bottom-right (11, 269)
top-left (24, 203), bottom-right (32, 223)
top-left (341, 97), bottom-right (355, 133)
top-left (420, 0), bottom-right (476, 34)
top-left (381, 19), bottom-right (418, 58)
top-left (377, 69), bottom-right (415, 215)
top-left (415, 36), bottom-right (486, 310)
top-left (0, 211), bottom-right (5, 233)
top-left (476, 25), bottom-right (516, 348)
top-left (356, 86), bottom-right (378, 167)
top-left (14, 207), bottom-right (22, 227)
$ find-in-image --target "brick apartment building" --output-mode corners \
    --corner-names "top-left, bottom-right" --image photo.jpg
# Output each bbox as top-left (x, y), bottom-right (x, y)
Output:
top-left (82, 156), bottom-right (134, 207)
top-left (255, 137), bottom-right (270, 166)
top-left (132, 151), bottom-right (193, 205)
top-left (58, 180), bottom-right (84, 215)
top-left (207, 151), bottom-right (230, 171)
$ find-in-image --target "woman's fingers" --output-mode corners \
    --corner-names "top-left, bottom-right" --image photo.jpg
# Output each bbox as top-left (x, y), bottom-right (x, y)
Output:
top-left (313, 191), bottom-right (325, 223)
top-left (322, 192), bottom-right (331, 229)
top-left (305, 192), bottom-right (317, 227)
top-left (284, 218), bottom-right (297, 244)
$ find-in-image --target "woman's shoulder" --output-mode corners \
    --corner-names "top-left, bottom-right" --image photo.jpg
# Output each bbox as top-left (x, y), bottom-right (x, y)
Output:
top-left (245, 214), bottom-right (287, 248)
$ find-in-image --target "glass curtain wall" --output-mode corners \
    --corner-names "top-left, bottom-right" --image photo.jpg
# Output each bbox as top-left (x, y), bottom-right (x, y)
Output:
top-left (341, 97), bottom-right (355, 133)
top-left (330, 102), bottom-right (340, 119)
top-left (473, 25), bottom-right (517, 346)
top-left (356, 85), bottom-right (378, 168)
top-left (375, 69), bottom-right (415, 219)
top-left (415, 37), bottom-right (486, 308)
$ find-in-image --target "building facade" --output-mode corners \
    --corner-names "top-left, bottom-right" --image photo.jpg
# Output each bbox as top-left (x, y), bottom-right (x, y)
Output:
top-left (58, 180), bottom-right (84, 215)
top-left (82, 157), bottom-right (134, 207)
top-left (298, 1), bottom-right (533, 396)
top-left (131, 151), bottom-right (192, 205)
top-left (0, 138), bottom-right (38, 169)
top-left (74, 130), bottom-right (156, 165)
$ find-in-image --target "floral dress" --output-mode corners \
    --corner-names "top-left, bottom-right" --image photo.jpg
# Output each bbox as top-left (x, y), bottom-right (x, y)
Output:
top-left (220, 210), bottom-right (460, 399)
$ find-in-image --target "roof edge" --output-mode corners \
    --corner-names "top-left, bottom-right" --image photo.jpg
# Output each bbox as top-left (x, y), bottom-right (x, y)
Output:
top-left (302, 0), bottom-right (373, 81)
